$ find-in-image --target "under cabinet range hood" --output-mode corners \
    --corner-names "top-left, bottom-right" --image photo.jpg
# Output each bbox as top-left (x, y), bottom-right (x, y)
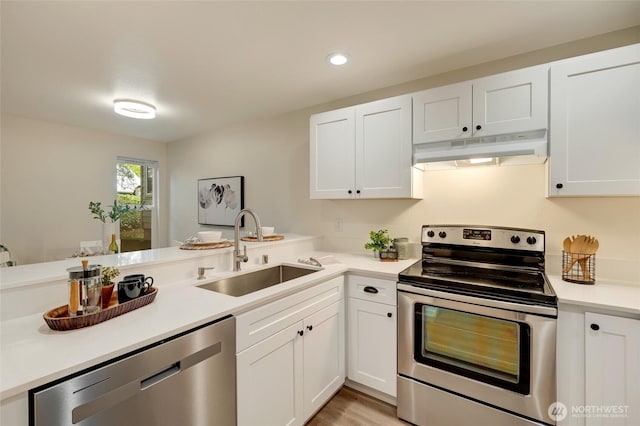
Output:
top-left (413, 129), bottom-right (548, 169)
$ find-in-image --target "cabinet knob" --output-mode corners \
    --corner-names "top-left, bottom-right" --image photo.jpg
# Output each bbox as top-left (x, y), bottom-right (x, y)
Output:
top-left (476, 125), bottom-right (482, 131)
top-left (462, 126), bottom-right (468, 132)
top-left (298, 330), bottom-right (304, 336)
top-left (348, 190), bottom-right (352, 194)
top-left (356, 189), bottom-right (361, 194)
top-left (387, 312), bottom-right (392, 318)
top-left (556, 183), bottom-right (564, 189)
top-left (590, 323), bottom-right (600, 331)
top-left (307, 325), bottom-right (313, 331)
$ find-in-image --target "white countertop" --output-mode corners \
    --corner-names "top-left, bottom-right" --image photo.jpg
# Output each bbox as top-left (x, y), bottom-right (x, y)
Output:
top-left (1, 244), bottom-right (638, 402)
top-left (0, 235), bottom-right (317, 290)
top-left (549, 275), bottom-right (640, 315)
top-left (0, 250), bottom-right (413, 400)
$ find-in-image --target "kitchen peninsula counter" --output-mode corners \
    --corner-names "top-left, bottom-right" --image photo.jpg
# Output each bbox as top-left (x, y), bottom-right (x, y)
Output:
top-left (2, 237), bottom-right (638, 418)
top-left (0, 239), bottom-right (414, 401)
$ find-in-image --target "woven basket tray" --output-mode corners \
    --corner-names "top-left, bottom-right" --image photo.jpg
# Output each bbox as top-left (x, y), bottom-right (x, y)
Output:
top-left (241, 235), bottom-right (284, 242)
top-left (43, 288), bottom-right (158, 331)
top-left (180, 241), bottom-right (233, 250)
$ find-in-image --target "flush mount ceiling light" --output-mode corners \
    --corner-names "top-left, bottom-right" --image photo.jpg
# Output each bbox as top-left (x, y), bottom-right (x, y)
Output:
top-left (327, 52), bottom-right (349, 66)
top-left (113, 99), bottom-right (156, 119)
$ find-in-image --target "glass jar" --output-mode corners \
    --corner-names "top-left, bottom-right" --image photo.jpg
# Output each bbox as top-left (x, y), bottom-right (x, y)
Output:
top-left (393, 238), bottom-right (410, 260)
top-left (67, 264), bottom-right (102, 314)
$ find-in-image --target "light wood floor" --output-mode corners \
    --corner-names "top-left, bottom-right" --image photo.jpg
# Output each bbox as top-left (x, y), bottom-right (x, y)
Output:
top-left (306, 386), bottom-right (409, 426)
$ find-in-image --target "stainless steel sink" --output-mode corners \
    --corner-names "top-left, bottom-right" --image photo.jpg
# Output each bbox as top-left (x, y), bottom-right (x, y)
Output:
top-left (197, 265), bottom-right (319, 297)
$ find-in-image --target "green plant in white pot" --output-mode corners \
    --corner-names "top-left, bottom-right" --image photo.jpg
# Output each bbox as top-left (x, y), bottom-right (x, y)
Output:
top-left (89, 200), bottom-right (136, 254)
top-left (364, 229), bottom-right (392, 258)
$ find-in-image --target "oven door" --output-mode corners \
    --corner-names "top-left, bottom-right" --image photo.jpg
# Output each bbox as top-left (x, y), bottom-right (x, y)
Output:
top-left (397, 283), bottom-right (557, 425)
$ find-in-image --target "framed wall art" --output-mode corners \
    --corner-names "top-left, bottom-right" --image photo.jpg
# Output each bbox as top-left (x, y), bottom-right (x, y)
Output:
top-left (197, 176), bottom-right (244, 227)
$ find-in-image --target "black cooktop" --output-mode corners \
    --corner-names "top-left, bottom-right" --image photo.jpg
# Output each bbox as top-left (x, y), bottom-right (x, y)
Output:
top-left (399, 259), bottom-right (557, 307)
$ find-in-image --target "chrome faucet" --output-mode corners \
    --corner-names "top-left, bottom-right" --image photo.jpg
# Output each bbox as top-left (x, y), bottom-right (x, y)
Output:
top-left (233, 209), bottom-right (263, 271)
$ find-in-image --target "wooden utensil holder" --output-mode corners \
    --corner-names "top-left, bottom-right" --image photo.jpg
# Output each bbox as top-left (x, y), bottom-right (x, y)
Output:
top-left (562, 251), bottom-right (595, 284)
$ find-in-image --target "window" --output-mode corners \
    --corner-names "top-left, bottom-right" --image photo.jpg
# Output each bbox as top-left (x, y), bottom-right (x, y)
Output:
top-left (116, 157), bottom-right (157, 253)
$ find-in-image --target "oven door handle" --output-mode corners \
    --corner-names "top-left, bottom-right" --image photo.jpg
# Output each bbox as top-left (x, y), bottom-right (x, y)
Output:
top-left (396, 283), bottom-right (557, 317)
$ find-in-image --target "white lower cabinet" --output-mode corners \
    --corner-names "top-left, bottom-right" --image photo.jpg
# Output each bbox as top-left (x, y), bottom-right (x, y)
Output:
top-left (347, 275), bottom-right (397, 398)
top-left (303, 301), bottom-right (345, 417)
top-left (584, 313), bottom-right (639, 426)
top-left (236, 277), bottom-right (345, 426)
top-left (237, 321), bottom-right (304, 426)
top-left (557, 305), bottom-right (640, 426)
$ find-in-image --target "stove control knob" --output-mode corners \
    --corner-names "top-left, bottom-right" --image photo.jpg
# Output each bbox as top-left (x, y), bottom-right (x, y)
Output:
top-left (526, 236), bottom-right (537, 245)
top-left (510, 235), bottom-right (521, 244)
top-left (427, 230), bottom-right (435, 238)
top-left (438, 231), bottom-right (447, 239)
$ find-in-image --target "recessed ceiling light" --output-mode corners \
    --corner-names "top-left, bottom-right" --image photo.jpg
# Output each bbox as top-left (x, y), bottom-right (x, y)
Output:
top-left (327, 52), bottom-right (349, 66)
top-left (113, 99), bottom-right (156, 119)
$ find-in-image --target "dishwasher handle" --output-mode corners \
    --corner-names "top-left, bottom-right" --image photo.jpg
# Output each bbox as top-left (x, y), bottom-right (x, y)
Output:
top-left (140, 362), bottom-right (180, 390)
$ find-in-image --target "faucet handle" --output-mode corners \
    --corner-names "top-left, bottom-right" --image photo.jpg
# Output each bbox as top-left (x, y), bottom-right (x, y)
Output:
top-left (242, 245), bottom-right (248, 263)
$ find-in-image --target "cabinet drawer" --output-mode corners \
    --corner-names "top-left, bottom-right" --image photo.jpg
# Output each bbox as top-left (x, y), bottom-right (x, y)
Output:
top-left (236, 276), bottom-right (344, 352)
top-left (347, 275), bottom-right (396, 306)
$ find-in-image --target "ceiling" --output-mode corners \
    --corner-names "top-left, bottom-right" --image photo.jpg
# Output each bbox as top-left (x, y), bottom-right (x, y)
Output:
top-left (2, 1), bottom-right (639, 143)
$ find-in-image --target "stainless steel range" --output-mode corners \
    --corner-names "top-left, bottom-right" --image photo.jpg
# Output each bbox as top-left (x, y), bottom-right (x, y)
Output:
top-left (397, 225), bottom-right (558, 426)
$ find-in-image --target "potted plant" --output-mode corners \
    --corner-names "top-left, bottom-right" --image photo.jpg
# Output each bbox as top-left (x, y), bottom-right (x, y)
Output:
top-left (89, 200), bottom-right (136, 254)
top-left (364, 229), bottom-right (393, 258)
top-left (100, 266), bottom-right (120, 309)
top-left (89, 200), bottom-right (135, 223)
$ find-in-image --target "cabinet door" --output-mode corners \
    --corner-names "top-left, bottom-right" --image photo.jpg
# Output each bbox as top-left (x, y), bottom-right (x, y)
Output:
top-left (413, 81), bottom-right (472, 144)
top-left (355, 95), bottom-right (415, 198)
top-left (302, 300), bottom-right (345, 420)
top-left (548, 44), bottom-right (640, 196)
top-left (472, 64), bottom-right (548, 137)
top-left (348, 298), bottom-right (397, 396)
top-left (237, 322), bottom-right (304, 426)
top-left (309, 107), bottom-right (355, 199)
top-left (585, 313), bottom-right (639, 426)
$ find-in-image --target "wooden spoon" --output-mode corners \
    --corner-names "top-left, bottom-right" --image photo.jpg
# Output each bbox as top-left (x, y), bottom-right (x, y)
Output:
top-left (577, 236), bottom-right (599, 280)
top-left (562, 235), bottom-right (587, 273)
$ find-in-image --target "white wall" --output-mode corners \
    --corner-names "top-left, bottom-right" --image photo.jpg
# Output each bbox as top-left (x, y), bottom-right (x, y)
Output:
top-left (2, 27), bottom-right (638, 282)
top-left (0, 115), bottom-right (169, 264)
top-left (168, 29), bottom-right (640, 283)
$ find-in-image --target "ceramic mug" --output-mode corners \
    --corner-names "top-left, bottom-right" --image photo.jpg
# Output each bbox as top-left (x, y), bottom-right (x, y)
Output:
top-left (123, 274), bottom-right (154, 291)
top-left (118, 275), bottom-right (154, 303)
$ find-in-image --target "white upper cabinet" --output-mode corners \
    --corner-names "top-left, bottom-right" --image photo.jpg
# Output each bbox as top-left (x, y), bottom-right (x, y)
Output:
top-left (310, 107), bottom-right (355, 199)
top-left (413, 64), bottom-right (549, 144)
top-left (355, 96), bottom-right (416, 198)
top-left (548, 44), bottom-right (640, 197)
top-left (310, 95), bottom-right (422, 200)
top-left (412, 80), bottom-right (472, 143)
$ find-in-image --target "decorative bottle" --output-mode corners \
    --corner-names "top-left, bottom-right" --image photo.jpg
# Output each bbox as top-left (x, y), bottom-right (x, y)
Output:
top-left (108, 233), bottom-right (119, 254)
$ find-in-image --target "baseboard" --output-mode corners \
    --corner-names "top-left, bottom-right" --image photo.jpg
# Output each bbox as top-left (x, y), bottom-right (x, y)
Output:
top-left (344, 379), bottom-right (397, 406)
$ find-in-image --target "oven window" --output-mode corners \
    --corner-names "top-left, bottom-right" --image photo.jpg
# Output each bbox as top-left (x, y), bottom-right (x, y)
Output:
top-left (415, 305), bottom-right (530, 394)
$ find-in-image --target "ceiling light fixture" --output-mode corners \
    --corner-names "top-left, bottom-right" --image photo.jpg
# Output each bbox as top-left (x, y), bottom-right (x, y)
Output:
top-left (113, 99), bottom-right (156, 119)
top-left (327, 52), bottom-right (349, 66)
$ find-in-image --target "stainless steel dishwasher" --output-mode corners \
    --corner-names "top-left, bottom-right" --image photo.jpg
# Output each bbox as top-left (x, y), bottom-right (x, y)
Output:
top-left (31, 316), bottom-right (236, 426)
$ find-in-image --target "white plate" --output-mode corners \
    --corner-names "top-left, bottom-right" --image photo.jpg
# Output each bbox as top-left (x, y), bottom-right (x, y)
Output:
top-left (197, 238), bottom-right (227, 244)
